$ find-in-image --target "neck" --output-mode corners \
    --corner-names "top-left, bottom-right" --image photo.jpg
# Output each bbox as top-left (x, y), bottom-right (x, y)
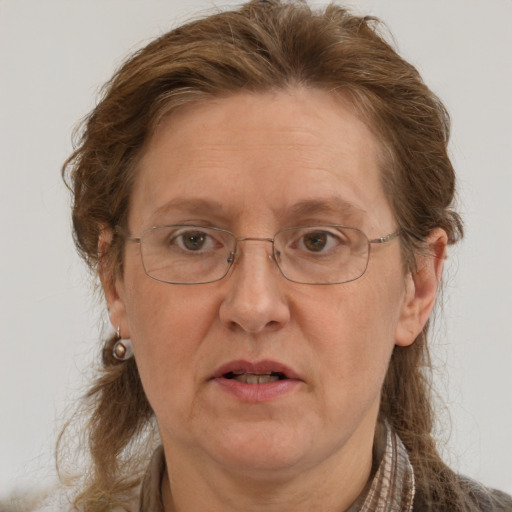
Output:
top-left (161, 422), bottom-right (377, 512)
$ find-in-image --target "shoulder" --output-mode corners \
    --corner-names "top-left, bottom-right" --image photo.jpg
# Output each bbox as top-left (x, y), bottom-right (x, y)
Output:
top-left (4, 489), bottom-right (138, 512)
top-left (413, 475), bottom-right (512, 512)
top-left (20, 491), bottom-right (72, 512)
top-left (29, 497), bottom-right (139, 512)
top-left (457, 476), bottom-right (512, 512)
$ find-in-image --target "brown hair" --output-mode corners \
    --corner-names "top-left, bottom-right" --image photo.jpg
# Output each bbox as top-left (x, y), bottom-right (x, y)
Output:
top-left (60, 0), bottom-right (481, 509)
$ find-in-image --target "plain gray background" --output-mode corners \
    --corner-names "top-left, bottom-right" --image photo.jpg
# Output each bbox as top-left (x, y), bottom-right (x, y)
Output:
top-left (1, 0), bottom-right (511, 498)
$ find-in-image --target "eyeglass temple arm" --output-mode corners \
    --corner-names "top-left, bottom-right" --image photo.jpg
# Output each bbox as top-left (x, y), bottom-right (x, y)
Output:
top-left (115, 225), bottom-right (141, 243)
top-left (369, 230), bottom-right (401, 244)
top-left (369, 229), bottom-right (430, 245)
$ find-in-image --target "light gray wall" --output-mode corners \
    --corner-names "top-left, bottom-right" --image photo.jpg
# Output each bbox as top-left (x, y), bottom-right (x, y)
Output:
top-left (1, 0), bottom-right (511, 497)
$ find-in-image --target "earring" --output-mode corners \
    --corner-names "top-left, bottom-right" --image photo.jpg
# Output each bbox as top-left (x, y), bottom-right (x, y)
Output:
top-left (113, 327), bottom-right (133, 361)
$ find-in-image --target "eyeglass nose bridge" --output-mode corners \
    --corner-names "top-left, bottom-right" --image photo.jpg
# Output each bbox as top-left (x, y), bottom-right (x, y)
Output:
top-left (237, 236), bottom-right (275, 243)
top-left (226, 236), bottom-right (277, 265)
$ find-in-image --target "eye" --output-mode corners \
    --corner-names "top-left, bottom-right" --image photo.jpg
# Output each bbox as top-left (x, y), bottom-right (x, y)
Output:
top-left (174, 230), bottom-right (218, 252)
top-left (297, 229), bottom-right (344, 253)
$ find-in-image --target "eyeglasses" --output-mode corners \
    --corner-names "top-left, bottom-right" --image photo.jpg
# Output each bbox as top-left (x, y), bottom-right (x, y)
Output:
top-left (118, 224), bottom-right (400, 285)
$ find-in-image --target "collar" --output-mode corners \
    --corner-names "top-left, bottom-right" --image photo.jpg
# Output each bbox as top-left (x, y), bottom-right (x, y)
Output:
top-left (346, 422), bottom-right (415, 511)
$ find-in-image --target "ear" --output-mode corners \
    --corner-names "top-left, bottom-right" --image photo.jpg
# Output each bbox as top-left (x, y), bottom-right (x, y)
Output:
top-left (395, 228), bottom-right (448, 347)
top-left (98, 226), bottom-right (130, 338)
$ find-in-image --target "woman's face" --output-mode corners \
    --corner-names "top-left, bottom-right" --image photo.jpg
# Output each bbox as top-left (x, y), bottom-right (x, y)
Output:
top-left (108, 88), bottom-right (429, 480)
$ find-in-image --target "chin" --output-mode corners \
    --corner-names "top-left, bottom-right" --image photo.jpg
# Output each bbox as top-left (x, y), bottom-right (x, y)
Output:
top-left (201, 421), bottom-right (326, 478)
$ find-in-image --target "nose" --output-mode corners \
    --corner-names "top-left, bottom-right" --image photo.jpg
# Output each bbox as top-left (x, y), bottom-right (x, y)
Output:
top-left (219, 240), bottom-right (291, 333)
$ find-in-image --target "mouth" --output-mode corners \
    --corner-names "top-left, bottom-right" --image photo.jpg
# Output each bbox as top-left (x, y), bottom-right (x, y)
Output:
top-left (212, 360), bottom-right (301, 383)
top-left (223, 371), bottom-right (287, 384)
top-left (211, 360), bottom-right (302, 402)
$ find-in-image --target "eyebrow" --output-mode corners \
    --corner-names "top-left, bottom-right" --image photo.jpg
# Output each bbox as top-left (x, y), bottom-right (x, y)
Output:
top-left (148, 196), bottom-right (367, 226)
top-left (149, 198), bottom-right (229, 224)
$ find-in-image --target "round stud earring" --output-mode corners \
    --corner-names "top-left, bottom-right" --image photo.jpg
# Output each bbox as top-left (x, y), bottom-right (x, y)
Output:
top-left (112, 327), bottom-right (133, 361)
top-left (113, 339), bottom-right (133, 361)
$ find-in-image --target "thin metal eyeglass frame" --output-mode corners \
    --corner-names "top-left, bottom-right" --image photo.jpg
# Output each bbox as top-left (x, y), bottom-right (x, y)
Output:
top-left (116, 225), bottom-right (401, 285)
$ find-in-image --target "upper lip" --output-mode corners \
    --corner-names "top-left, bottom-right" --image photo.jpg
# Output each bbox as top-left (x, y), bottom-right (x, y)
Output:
top-left (211, 359), bottom-right (302, 380)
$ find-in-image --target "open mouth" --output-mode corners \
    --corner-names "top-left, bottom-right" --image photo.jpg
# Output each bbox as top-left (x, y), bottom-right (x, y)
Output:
top-left (223, 371), bottom-right (288, 384)
top-left (212, 360), bottom-right (300, 386)
top-left (212, 360), bottom-right (301, 401)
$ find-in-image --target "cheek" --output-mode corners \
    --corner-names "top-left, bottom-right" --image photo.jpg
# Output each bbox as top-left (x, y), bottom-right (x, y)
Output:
top-left (300, 273), bottom-right (404, 404)
top-left (123, 278), bottom-right (219, 407)
top-left (126, 268), bottom-right (214, 345)
top-left (306, 275), bottom-right (402, 348)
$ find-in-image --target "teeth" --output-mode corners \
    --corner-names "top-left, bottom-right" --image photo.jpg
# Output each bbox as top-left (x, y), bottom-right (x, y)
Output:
top-left (231, 370), bottom-right (272, 376)
top-left (232, 373), bottom-right (280, 384)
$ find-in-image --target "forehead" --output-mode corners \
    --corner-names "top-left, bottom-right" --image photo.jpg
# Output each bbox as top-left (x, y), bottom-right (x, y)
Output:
top-left (130, 88), bottom-right (392, 232)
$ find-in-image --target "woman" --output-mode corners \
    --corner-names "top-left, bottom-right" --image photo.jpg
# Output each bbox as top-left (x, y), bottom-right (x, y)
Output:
top-left (55, 1), bottom-right (511, 510)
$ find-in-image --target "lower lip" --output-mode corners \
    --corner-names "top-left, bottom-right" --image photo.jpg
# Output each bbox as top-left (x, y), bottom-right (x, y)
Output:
top-left (213, 377), bottom-right (302, 402)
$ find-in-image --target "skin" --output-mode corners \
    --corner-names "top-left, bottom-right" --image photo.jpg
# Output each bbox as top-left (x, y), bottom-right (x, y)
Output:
top-left (104, 88), bottom-right (446, 512)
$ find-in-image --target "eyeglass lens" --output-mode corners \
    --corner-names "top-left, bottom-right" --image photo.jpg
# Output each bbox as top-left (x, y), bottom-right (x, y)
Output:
top-left (138, 225), bottom-right (370, 285)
